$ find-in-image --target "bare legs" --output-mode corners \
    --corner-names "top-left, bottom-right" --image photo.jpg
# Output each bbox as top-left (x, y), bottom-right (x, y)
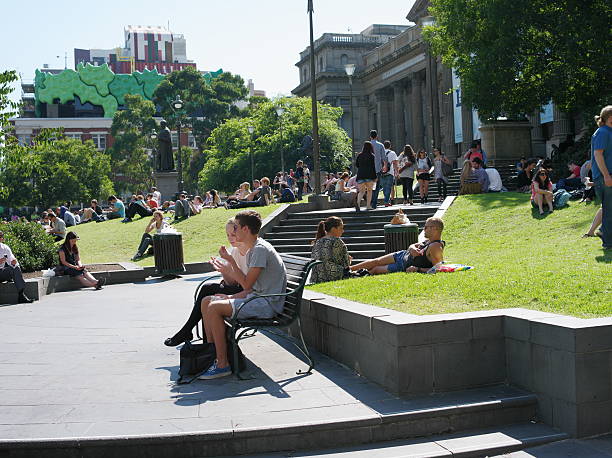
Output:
top-left (356, 181), bottom-right (376, 211)
top-left (418, 179), bottom-right (429, 203)
top-left (585, 207), bottom-right (603, 236)
top-left (77, 271), bottom-right (98, 287)
top-left (534, 193), bottom-right (554, 215)
top-left (350, 253), bottom-right (394, 274)
top-left (201, 296), bottom-right (233, 368)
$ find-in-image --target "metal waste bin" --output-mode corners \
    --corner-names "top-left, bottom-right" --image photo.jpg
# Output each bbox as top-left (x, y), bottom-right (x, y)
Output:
top-left (153, 233), bottom-right (186, 275)
top-left (384, 223), bottom-right (419, 254)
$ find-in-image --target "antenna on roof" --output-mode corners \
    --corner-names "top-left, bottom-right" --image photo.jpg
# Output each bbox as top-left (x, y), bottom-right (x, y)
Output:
top-left (167, 19), bottom-right (170, 31)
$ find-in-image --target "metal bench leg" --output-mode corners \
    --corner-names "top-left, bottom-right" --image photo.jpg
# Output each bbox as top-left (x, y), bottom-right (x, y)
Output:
top-left (295, 317), bottom-right (315, 375)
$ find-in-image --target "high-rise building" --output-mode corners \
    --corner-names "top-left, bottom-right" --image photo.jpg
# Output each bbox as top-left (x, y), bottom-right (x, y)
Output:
top-left (74, 25), bottom-right (196, 75)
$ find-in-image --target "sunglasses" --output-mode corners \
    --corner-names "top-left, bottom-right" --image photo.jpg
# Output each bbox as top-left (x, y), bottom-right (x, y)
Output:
top-left (539, 172), bottom-right (547, 176)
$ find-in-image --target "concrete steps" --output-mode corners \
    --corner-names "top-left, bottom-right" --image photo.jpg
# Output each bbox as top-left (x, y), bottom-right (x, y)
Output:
top-left (240, 423), bottom-right (568, 458)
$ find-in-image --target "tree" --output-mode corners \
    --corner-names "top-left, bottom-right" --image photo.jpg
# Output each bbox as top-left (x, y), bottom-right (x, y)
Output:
top-left (198, 97), bottom-right (352, 192)
top-left (153, 67), bottom-right (249, 190)
top-left (110, 94), bottom-right (157, 193)
top-left (0, 129), bottom-right (114, 208)
top-left (0, 70), bottom-right (19, 129)
top-left (425, 0), bottom-right (612, 120)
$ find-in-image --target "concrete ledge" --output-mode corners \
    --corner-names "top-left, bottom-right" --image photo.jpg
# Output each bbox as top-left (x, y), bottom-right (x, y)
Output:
top-left (300, 289), bottom-right (612, 438)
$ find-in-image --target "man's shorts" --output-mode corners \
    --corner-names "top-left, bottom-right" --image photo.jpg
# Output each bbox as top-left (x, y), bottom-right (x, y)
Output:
top-left (387, 250), bottom-right (412, 273)
top-left (229, 294), bottom-right (276, 320)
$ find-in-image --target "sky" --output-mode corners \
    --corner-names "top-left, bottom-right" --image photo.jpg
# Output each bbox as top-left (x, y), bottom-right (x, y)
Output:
top-left (0, 0), bottom-right (416, 107)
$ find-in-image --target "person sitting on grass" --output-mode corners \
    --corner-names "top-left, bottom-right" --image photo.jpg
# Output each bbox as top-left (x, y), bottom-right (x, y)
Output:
top-left (163, 218), bottom-right (250, 346)
top-left (189, 196), bottom-right (204, 215)
top-left (174, 193), bottom-right (191, 220)
top-left (198, 210), bottom-right (287, 379)
top-left (57, 232), bottom-right (104, 290)
top-left (122, 194), bottom-right (153, 223)
top-left (517, 159), bottom-right (537, 193)
top-left (310, 216), bottom-right (351, 283)
top-left (0, 231), bottom-right (33, 303)
top-left (531, 168), bottom-right (554, 215)
top-left (47, 212), bottom-right (66, 241)
top-left (276, 182), bottom-right (296, 203)
top-left (105, 195), bottom-right (125, 220)
top-left (132, 210), bottom-right (169, 260)
top-left (226, 178), bottom-right (272, 209)
top-left (469, 157), bottom-right (490, 193)
top-left (556, 160), bottom-right (584, 191)
top-left (81, 199), bottom-right (104, 223)
top-left (350, 217), bottom-right (445, 275)
top-left (205, 190), bottom-right (221, 208)
top-left (146, 193), bottom-right (159, 209)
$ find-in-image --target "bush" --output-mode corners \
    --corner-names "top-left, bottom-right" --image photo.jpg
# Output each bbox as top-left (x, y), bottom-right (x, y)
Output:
top-left (1, 222), bottom-right (57, 272)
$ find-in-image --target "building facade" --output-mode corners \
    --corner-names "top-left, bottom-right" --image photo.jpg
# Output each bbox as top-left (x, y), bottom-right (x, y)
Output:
top-left (293, 0), bottom-right (582, 162)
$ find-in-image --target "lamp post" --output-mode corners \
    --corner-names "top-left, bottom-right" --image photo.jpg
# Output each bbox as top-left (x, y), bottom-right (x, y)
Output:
top-left (276, 105), bottom-right (285, 173)
top-left (344, 63), bottom-right (356, 172)
top-left (247, 125), bottom-right (255, 183)
top-left (307, 0), bottom-right (321, 195)
top-left (171, 96), bottom-right (185, 193)
top-left (150, 131), bottom-right (158, 172)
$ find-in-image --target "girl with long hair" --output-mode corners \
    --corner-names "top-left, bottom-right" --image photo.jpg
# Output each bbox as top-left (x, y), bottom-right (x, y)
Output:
top-left (132, 210), bottom-right (168, 260)
top-left (416, 150), bottom-right (432, 204)
top-left (310, 216), bottom-right (351, 283)
top-left (397, 145), bottom-right (417, 205)
top-left (531, 168), bottom-right (554, 214)
top-left (355, 141), bottom-right (377, 211)
top-left (58, 232), bottom-right (103, 289)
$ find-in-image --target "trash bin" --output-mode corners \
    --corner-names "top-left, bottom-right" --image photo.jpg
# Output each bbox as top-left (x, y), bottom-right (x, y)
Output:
top-left (153, 233), bottom-right (186, 275)
top-left (384, 223), bottom-right (419, 254)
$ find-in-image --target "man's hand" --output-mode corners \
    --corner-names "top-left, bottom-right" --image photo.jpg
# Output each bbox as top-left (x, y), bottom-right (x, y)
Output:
top-left (409, 246), bottom-right (423, 257)
top-left (211, 257), bottom-right (231, 276)
top-left (405, 266), bottom-right (419, 273)
top-left (10, 259), bottom-right (17, 266)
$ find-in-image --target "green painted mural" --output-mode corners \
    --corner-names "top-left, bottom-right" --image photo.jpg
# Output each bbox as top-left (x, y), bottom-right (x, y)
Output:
top-left (34, 64), bottom-right (223, 118)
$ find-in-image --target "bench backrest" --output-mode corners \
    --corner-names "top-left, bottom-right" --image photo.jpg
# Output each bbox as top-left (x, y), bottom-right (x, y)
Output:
top-left (276, 254), bottom-right (321, 326)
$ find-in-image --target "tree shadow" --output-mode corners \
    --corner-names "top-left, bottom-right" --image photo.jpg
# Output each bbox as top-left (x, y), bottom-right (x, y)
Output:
top-left (530, 206), bottom-right (552, 219)
top-left (460, 192), bottom-right (529, 209)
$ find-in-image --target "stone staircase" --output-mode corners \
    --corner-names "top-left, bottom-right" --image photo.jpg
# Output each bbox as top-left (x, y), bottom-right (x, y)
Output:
top-left (264, 204), bottom-right (440, 264)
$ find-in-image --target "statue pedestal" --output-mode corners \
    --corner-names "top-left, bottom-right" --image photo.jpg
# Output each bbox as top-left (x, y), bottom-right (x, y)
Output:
top-left (154, 171), bottom-right (178, 202)
top-left (479, 120), bottom-right (533, 166)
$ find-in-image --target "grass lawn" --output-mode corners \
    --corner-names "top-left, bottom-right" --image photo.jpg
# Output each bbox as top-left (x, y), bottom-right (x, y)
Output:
top-left (73, 205), bottom-right (283, 267)
top-left (308, 193), bottom-right (611, 318)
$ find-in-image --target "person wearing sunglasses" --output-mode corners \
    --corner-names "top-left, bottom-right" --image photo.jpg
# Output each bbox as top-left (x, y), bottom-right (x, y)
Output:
top-left (531, 168), bottom-right (554, 215)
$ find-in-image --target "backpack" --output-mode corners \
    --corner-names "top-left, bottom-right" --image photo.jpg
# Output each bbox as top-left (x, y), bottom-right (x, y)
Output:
top-left (553, 189), bottom-right (571, 209)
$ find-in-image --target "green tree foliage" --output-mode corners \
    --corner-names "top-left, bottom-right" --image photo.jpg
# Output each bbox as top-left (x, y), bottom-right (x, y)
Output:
top-left (0, 70), bottom-right (19, 128)
top-left (153, 68), bottom-right (249, 191)
top-left (110, 94), bottom-right (157, 193)
top-left (1, 221), bottom-right (56, 272)
top-left (0, 129), bottom-right (114, 208)
top-left (198, 97), bottom-right (352, 192)
top-left (425, 0), bottom-right (612, 120)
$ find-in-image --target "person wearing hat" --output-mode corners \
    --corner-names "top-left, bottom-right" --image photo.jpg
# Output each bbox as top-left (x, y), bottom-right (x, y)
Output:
top-left (0, 231), bottom-right (34, 303)
top-left (57, 232), bottom-right (104, 290)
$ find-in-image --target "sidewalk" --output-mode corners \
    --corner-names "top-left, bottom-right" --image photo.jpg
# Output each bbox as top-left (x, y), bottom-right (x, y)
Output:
top-left (0, 274), bottom-right (394, 440)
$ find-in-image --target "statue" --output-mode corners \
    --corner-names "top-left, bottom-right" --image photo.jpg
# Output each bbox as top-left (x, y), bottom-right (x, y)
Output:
top-left (156, 120), bottom-right (174, 172)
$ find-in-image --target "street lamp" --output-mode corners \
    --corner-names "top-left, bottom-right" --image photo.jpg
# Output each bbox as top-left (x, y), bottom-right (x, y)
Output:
top-left (247, 125), bottom-right (255, 183)
top-left (275, 105), bottom-right (285, 173)
top-left (171, 95), bottom-right (185, 193)
top-left (307, 0), bottom-right (321, 195)
top-left (344, 63), bottom-right (356, 172)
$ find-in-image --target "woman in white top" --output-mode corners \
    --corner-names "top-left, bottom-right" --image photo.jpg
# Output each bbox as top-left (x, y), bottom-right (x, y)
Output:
top-left (416, 150), bottom-right (433, 204)
top-left (432, 148), bottom-right (452, 202)
top-left (164, 218), bottom-right (250, 346)
top-left (397, 145), bottom-right (417, 205)
top-left (132, 210), bottom-right (169, 260)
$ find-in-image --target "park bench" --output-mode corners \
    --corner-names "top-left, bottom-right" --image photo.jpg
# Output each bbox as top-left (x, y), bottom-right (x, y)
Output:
top-left (194, 253), bottom-right (321, 379)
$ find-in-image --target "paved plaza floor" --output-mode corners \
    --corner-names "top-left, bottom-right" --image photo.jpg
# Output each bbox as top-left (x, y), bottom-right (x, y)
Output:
top-left (0, 274), bottom-right (399, 440)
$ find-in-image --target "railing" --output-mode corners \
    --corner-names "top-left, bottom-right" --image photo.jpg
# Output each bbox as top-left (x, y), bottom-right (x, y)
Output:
top-left (299, 33), bottom-right (388, 59)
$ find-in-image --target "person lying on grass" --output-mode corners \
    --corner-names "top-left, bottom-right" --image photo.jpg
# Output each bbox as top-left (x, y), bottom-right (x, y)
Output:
top-left (350, 217), bottom-right (445, 275)
top-left (197, 210), bottom-right (287, 380)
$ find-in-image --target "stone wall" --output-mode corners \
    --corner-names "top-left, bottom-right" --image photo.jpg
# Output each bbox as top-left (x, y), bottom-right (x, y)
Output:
top-left (298, 290), bottom-right (612, 438)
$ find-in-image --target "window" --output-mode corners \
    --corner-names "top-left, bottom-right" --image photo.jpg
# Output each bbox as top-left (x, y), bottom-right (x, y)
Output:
top-left (171, 132), bottom-right (178, 148)
top-left (319, 56), bottom-right (323, 71)
top-left (17, 135), bottom-right (31, 145)
top-left (65, 133), bottom-right (82, 141)
top-left (341, 54), bottom-right (349, 65)
top-left (91, 134), bottom-right (106, 150)
top-left (188, 133), bottom-right (196, 148)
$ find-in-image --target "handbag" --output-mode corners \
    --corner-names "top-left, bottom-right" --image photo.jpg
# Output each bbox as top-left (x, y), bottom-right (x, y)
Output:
top-left (442, 160), bottom-right (453, 177)
top-left (177, 341), bottom-right (216, 384)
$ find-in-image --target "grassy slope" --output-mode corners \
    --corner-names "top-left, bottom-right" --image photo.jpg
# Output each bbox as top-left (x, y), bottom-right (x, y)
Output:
top-left (308, 193), bottom-right (611, 318)
top-left (74, 205), bottom-right (282, 267)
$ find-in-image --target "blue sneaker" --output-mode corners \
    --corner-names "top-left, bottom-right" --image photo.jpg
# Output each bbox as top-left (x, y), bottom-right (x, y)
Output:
top-left (198, 361), bottom-right (231, 380)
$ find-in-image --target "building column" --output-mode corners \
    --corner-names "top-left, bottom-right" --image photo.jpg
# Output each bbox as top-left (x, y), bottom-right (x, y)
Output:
top-left (410, 73), bottom-right (425, 151)
top-left (551, 107), bottom-right (572, 148)
top-left (527, 111), bottom-right (545, 157)
top-left (401, 80), bottom-right (412, 147)
top-left (392, 81), bottom-right (405, 152)
top-left (375, 88), bottom-right (394, 142)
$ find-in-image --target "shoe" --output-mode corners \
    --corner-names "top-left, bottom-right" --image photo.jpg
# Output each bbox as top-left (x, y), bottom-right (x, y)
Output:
top-left (131, 253), bottom-right (142, 261)
top-left (384, 203), bottom-right (392, 207)
top-left (95, 278), bottom-right (106, 290)
top-left (121, 217), bottom-right (132, 223)
top-left (17, 292), bottom-right (33, 304)
top-left (582, 233), bottom-right (596, 238)
top-left (164, 331), bottom-right (193, 347)
top-left (198, 360), bottom-right (231, 380)
top-left (409, 200), bottom-right (414, 205)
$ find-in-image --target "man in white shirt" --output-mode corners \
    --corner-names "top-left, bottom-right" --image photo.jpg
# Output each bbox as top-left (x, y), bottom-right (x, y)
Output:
top-left (0, 232), bottom-right (33, 303)
top-left (485, 167), bottom-right (503, 192)
top-left (382, 140), bottom-right (399, 206)
top-left (150, 187), bottom-right (162, 204)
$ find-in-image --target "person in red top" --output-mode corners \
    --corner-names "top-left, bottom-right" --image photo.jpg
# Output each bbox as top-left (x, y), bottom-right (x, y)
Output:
top-left (531, 169), bottom-right (554, 214)
top-left (556, 161), bottom-right (583, 191)
top-left (146, 193), bottom-right (159, 209)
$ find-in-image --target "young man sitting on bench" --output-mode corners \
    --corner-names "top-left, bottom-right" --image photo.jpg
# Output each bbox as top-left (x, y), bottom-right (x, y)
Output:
top-left (198, 210), bottom-right (287, 379)
top-left (350, 217), bottom-right (445, 275)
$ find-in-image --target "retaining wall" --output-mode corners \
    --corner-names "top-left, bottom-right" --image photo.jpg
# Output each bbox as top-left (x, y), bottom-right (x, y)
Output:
top-left (299, 290), bottom-right (612, 438)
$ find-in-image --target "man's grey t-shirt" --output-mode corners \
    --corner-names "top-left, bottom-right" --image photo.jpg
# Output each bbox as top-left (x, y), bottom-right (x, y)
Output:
top-left (371, 139), bottom-right (386, 174)
top-left (247, 238), bottom-right (287, 313)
